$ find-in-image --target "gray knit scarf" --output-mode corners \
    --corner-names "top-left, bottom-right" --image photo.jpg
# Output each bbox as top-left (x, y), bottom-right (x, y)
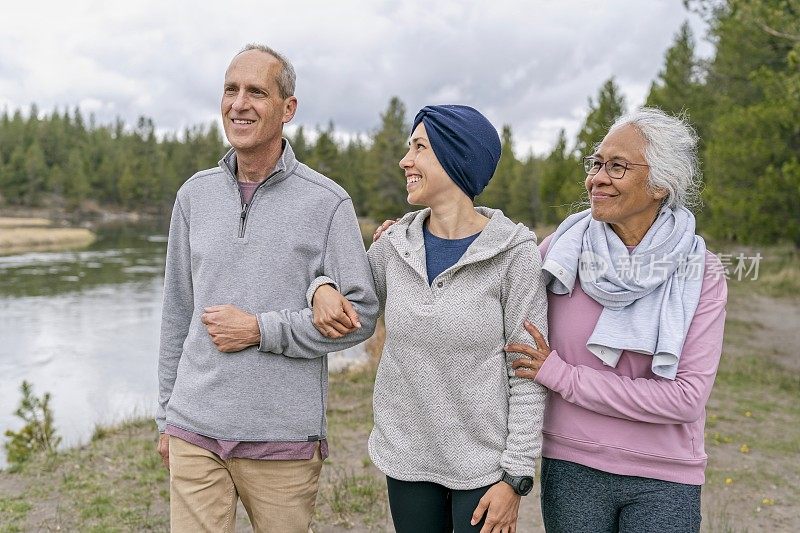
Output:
top-left (542, 206), bottom-right (706, 379)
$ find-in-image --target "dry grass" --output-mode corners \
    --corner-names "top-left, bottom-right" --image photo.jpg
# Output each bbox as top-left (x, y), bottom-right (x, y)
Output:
top-left (0, 419), bottom-right (169, 532)
top-left (0, 216), bottom-right (96, 252)
top-left (1, 276), bottom-right (796, 531)
top-left (0, 217), bottom-right (51, 228)
top-left (0, 227), bottom-right (95, 251)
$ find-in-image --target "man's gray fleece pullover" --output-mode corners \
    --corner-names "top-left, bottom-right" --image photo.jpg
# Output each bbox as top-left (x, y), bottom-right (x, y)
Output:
top-left (156, 141), bottom-right (378, 442)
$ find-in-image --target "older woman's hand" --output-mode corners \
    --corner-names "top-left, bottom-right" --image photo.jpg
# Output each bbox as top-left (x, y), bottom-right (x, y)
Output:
top-left (508, 320), bottom-right (551, 380)
top-left (372, 219), bottom-right (397, 242)
top-left (312, 284), bottom-right (360, 338)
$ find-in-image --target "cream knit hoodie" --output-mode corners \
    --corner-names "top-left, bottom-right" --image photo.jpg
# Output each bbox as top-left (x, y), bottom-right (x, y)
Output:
top-left (367, 207), bottom-right (548, 489)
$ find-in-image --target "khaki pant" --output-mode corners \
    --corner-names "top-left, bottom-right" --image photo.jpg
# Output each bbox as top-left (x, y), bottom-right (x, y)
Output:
top-left (169, 436), bottom-right (323, 533)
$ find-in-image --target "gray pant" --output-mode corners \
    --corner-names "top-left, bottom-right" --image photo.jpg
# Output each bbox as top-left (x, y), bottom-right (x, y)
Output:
top-left (540, 458), bottom-right (701, 533)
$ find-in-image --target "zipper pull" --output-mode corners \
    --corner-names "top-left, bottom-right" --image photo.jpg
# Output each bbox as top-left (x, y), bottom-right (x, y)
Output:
top-left (239, 203), bottom-right (248, 238)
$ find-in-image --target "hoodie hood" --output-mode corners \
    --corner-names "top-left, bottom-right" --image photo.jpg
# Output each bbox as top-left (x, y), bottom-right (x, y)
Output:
top-left (384, 206), bottom-right (537, 281)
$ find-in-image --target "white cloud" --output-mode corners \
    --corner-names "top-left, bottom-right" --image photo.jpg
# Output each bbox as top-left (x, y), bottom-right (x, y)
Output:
top-left (0, 0), bottom-right (708, 155)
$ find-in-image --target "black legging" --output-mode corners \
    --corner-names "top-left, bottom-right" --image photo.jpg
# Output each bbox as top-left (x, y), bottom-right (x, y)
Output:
top-left (386, 476), bottom-right (493, 533)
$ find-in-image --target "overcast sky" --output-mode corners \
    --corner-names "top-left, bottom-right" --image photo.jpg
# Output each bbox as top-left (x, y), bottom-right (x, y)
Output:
top-left (0, 0), bottom-right (711, 155)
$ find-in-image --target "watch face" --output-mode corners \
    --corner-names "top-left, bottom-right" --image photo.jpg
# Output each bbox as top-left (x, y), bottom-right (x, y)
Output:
top-left (519, 477), bottom-right (533, 495)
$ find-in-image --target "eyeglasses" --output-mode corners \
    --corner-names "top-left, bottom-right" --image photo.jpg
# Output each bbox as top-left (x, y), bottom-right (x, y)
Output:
top-left (583, 156), bottom-right (649, 179)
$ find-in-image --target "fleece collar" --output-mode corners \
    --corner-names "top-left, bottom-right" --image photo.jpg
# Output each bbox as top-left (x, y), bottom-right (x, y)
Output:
top-left (218, 138), bottom-right (300, 188)
top-left (385, 206), bottom-right (537, 282)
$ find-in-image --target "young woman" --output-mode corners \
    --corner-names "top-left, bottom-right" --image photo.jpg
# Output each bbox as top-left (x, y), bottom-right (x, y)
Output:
top-left (310, 105), bottom-right (548, 533)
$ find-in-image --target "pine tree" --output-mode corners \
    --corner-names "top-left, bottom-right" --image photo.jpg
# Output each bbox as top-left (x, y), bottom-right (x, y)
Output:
top-left (63, 148), bottom-right (91, 209)
top-left (646, 21), bottom-right (713, 148)
top-left (118, 164), bottom-right (138, 208)
top-left (367, 97), bottom-right (409, 221)
top-left (0, 108), bottom-right (10, 165)
top-left (555, 79), bottom-right (626, 218)
top-left (130, 116), bottom-right (164, 206)
top-left (517, 153), bottom-right (543, 227)
top-left (48, 164), bottom-right (66, 208)
top-left (21, 103), bottom-right (40, 152)
top-left (340, 138), bottom-right (370, 216)
top-left (647, 23), bottom-right (700, 112)
top-left (539, 130), bottom-right (580, 223)
top-left (574, 78), bottom-right (626, 157)
top-left (478, 125), bottom-right (515, 214)
top-left (1, 145), bottom-right (27, 204)
top-left (699, 0), bottom-right (800, 244)
top-left (289, 125), bottom-right (310, 162)
top-left (24, 141), bottom-right (47, 205)
top-left (308, 122), bottom-right (340, 179)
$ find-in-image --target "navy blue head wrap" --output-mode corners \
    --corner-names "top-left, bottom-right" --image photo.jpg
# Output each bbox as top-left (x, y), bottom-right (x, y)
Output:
top-left (411, 105), bottom-right (501, 200)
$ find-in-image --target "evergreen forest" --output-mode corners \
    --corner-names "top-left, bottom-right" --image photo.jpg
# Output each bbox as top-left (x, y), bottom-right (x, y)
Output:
top-left (0, 0), bottom-right (797, 245)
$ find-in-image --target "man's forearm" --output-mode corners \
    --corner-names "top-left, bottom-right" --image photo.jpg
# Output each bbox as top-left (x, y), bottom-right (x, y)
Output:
top-left (257, 304), bottom-right (377, 358)
top-left (202, 304), bottom-right (261, 352)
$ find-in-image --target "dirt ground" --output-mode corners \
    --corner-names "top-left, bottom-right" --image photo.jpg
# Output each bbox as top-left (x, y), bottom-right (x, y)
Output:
top-left (2, 282), bottom-right (797, 532)
top-left (268, 286), bottom-right (800, 533)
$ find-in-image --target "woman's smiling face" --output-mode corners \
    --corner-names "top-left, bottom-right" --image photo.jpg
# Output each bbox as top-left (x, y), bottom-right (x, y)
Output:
top-left (398, 123), bottom-right (461, 207)
top-left (586, 124), bottom-right (666, 242)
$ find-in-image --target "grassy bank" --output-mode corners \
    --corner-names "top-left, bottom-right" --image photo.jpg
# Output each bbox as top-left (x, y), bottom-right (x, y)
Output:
top-left (699, 246), bottom-right (800, 532)
top-left (0, 330), bottom-right (388, 532)
top-left (1, 245), bottom-right (797, 532)
top-left (709, 240), bottom-right (800, 298)
top-left (0, 367), bottom-right (385, 533)
top-left (0, 217), bottom-right (95, 253)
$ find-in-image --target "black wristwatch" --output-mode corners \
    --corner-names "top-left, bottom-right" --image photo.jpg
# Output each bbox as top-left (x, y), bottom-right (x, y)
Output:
top-left (501, 471), bottom-right (534, 496)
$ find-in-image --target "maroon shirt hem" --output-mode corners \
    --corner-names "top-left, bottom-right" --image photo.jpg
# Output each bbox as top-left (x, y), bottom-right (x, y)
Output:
top-left (165, 425), bottom-right (329, 461)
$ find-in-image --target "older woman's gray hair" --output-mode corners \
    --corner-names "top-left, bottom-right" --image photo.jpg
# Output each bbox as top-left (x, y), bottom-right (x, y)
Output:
top-left (608, 107), bottom-right (701, 210)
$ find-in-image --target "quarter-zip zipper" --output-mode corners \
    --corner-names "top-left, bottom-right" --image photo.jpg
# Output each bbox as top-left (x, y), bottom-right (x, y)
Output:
top-left (239, 203), bottom-right (249, 238)
top-left (236, 169), bottom-right (280, 239)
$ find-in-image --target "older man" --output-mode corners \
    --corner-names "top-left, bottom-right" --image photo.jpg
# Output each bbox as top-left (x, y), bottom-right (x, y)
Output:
top-left (155, 44), bottom-right (378, 532)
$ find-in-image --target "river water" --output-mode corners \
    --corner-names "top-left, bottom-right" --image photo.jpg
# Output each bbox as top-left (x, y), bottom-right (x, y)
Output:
top-left (0, 226), bottom-right (366, 466)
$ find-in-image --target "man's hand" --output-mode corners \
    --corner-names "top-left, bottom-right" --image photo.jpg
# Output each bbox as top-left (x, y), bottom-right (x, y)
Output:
top-left (201, 304), bottom-right (261, 352)
top-left (471, 481), bottom-right (521, 533)
top-left (312, 284), bottom-right (360, 339)
top-left (157, 434), bottom-right (170, 469)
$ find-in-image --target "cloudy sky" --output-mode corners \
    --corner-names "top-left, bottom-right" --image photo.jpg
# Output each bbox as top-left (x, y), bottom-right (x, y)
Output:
top-left (0, 0), bottom-right (710, 155)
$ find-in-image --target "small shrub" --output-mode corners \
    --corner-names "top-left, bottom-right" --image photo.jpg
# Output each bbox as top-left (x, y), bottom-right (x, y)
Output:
top-left (3, 381), bottom-right (61, 468)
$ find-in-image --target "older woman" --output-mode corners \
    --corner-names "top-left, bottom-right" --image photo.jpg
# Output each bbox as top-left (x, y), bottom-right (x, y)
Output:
top-left (310, 105), bottom-right (548, 533)
top-left (509, 107), bottom-right (726, 532)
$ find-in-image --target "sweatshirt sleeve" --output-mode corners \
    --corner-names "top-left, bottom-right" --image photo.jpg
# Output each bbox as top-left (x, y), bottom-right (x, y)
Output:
top-left (305, 230), bottom-right (390, 312)
top-left (500, 240), bottom-right (549, 477)
top-left (366, 233), bottom-right (389, 318)
top-left (256, 198), bottom-right (379, 357)
top-left (535, 254), bottom-right (728, 424)
top-left (306, 276), bottom-right (338, 308)
top-left (156, 197), bottom-right (193, 433)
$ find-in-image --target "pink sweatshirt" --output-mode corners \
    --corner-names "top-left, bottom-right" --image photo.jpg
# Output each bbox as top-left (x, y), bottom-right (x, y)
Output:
top-left (534, 236), bottom-right (727, 485)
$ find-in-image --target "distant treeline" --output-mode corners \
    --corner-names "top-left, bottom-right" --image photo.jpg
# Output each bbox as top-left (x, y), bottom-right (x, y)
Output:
top-left (0, 0), bottom-right (796, 245)
top-left (0, 110), bottom-right (225, 214)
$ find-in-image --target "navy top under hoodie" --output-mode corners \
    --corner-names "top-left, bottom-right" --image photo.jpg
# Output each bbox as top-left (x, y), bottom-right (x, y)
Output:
top-left (422, 224), bottom-right (481, 285)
